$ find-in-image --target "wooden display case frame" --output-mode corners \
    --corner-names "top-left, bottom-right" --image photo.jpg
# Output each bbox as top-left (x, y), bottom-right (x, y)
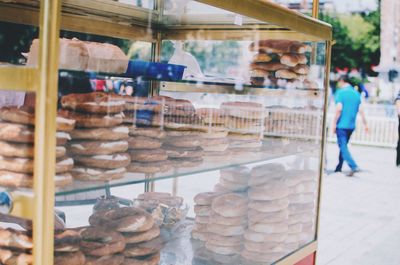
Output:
top-left (0, 0), bottom-right (332, 264)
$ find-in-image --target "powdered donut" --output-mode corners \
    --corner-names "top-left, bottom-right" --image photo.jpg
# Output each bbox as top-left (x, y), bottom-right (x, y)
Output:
top-left (63, 111), bottom-right (123, 128)
top-left (244, 229), bottom-right (287, 243)
top-left (85, 254), bottom-right (125, 265)
top-left (248, 209), bottom-right (288, 224)
top-left (54, 251), bottom-right (86, 265)
top-left (128, 136), bottom-right (162, 150)
top-left (0, 122), bottom-right (33, 143)
top-left (126, 161), bottom-right (171, 174)
top-left (80, 228), bottom-right (126, 257)
top-left (71, 167), bottom-right (126, 181)
top-left (123, 225), bottom-right (160, 244)
top-left (129, 127), bottom-right (166, 139)
top-left (211, 193), bottom-right (247, 217)
top-left (74, 153), bottom-right (130, 169)
top-left (248, 198), bottom-right (289, 213)
top-left (61, 92), bottom-right (125, 114)
top-left (206, 233), bottom-right (243, 247)
top-left (122, 253), bottom-right (160, 265)
top-left (205, 242), bottom-right (242, 255)
top-left (244, 241), bottom-right (285, 254)
top-left (210, 212), bottom-right (247, 226)
top-left (207, 223), bottom-right (245, 236)
top-left (71, 126), bottom-right (129, 140)
top-left (220, 166), bottom-right (250, 184)
top-left (129, 149), bottom-right (167, 162)
top-left (194, 205), bottom-right (212, 217)
top-left (164, 146), bottom-right (203, 159)
top-left (123, 237), bottom-right (163, 258)
top-left (68, 140), bottom-right (128, 155)
top-left (194, 192), bottom-right (220, 206)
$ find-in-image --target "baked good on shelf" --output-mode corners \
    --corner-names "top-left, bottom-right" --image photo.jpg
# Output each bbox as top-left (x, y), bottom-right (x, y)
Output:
top-left (244, 229), bottom-right (287, 243)
top-left (54, 230), bottom-right (81, 252)
top-left (85, 254), bottom-right (124, 265)
top-left (207, 223), bottom-right (245, 237)
top-left (248, 209), bottom-right (289, 224)
top-left (63, 111), bottom-right (123, 128)
top-left (249, 222), bottom-right (288, 234)
top-left (0, 170), bottom-right (33, 188)
top-left (0, 106), bottom-right (34, 125)
top-left (221, 101), bottom-right (264, 120)
top-left (56, 114), bottom-right (76, 132)
top-left (280, 53), bottom-right (308, 67)
top-left (248, 198), bottom-right (289, 213)
top-left (71, 126), bottom-right (129, 140)
top-left (54, 251), bottom-right (86, 265)
top-left (211, 193), bottom-right (247, 218)
top-left (27, 38), bottom-right (89, 71)
top-left (292, 64), bottom-right (310, 75)
top-left (0, 248), bottom-right (33, 265)
top-left (56, 132), bottom-right (72, 145)
top-left (275, 69), bottom-right (299, 80)
top-left (218, 178), bottom-right (248, 192)
top-left (152, 96), bottom-right (196, 117)
top-left (163, 145), bottom-right (203, 159)
top-left (210, 212), bottom-right (246, 226)
top-left (70, 167), bottom-right (126, 181)
top-left (194, 205), bottom-right (212, 217)
top-left (249, 40), bottom-right (312, 54)
top-left (206, 233), bottom-right (243, 247)
top-left (126, 161), bottom-right (171, 174)
top-left (80, 228), bottom-right (126, 256)
top-left (195, 215), bottom-right (209, 224)
top-left (74, 153), bottom-right (130, 169)
top-left (129, 149), bottom-right (167, 162)
top-left (0, 156), bottom-right (74, 174)
top-left (200, 138), bottom-right (229, 152)
top-left (68, 140), bottom-right (129, 155)
top-left (123, 97), bottom-right (163, 113)
top-left (205, 242), bottom-right (242, 255)
top-left (241, 248), bottom-right (285, 263)
top-left (250, 62), bottom-right (289, 72)
top-left (61, 92), bottom-right (125, 114)
top-left (0, 228), bottom-right (33, 250)
top-left (122, 252), bottom-right (160, 265)
top-left (194, 192), bottom-right (221, 206)
top-left (129, 127), bottom-right (166, 139)
top-left (84, 41), bottom-right (129, 73)
top-left (128, 136), bottom-right (162, 150)
top-left (89, 207), bottom-right (154, 233)
top-left (169, 157), bottom-right (203, 168)
top-left (195, 108), bottom-right (226, 125)
top-left (123, 225), bottom-right (160, 244)
top-left (123, 237), bottom-right (164, 258)
top-left (191, 229), bottom-right (208, 242)
top-left (220, 166), bottom-right (250, 184)
top-left (0, 122), bottom-right (34, 143)
top-left (251, 53), bottom-right (273, 63)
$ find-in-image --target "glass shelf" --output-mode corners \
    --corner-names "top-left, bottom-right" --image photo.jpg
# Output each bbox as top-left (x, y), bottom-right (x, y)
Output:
top-left (55, 138), bottom-right (319, 196)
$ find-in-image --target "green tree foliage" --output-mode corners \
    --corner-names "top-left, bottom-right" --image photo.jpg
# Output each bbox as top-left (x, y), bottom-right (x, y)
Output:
top-left (320, 9), bottom-right (380, 76)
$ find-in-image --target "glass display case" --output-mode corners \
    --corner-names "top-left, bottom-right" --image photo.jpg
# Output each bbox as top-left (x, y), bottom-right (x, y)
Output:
top-left (0, 0), bottom-right (332, 264)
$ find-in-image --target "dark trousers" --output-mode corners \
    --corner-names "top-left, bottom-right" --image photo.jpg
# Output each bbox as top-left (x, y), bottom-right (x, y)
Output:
top-left (336, 128), bottom-right (358, 171)
top-left (397, 116), bottom-right (400, 166)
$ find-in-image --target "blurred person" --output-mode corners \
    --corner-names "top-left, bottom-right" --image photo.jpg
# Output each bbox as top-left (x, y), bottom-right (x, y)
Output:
top-left (396, 91), bottom-right (400, 167)
top-left (332, 75), bottom-right (369, 176)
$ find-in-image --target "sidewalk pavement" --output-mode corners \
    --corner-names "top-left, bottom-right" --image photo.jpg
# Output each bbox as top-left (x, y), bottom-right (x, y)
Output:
top-left (317, 143), bottom-right (400, 265)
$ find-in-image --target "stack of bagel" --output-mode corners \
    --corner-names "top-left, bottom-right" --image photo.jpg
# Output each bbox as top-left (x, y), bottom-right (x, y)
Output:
top-left (85, 206), bottom-right (162, 265)
top-left (192, 192), bottom-right (220, 242)
top-left (213, 166), bottom-right (250, 193)
top-left (248, 39), bottom-right (312, 88)
top-left (284, 170), bottom-right (318, 250)
top-left (243, 163), bottom-right (289, 264)
top-left (195, 108), bottom-right (230, 161)
top-left (62, 92), bottom-right (131, 182)
top-left (121, 96), bottom-right (163, 126)
top-left (54, 230), bottom-right (85, 265)
top-left (127, 127), bottom-right (171, 174)
top-left (221, 101), bottom-right (265, 154)
top-left (0, 106), bottom-right (75, 188)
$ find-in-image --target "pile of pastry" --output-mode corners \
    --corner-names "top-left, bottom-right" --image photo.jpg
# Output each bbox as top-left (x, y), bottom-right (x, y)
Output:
top-left (61, 92), bottom-right (131, 182)
top-left (191, 164), bottom-right (319, 264)
top-left (249, 39), bottom-right (316, 89)
top-left (0, 106), bottom-right (75, 188)
top-left (265, 106), bottom-right (320, 137)
top-left (84, 206), bottom-right (163, 265)
top-left (26, 38), bottom-right (129, 74)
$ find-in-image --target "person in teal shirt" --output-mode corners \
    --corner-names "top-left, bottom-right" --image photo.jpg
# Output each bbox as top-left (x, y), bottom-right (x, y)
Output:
top-left (332, 75), bottom-right (369, 176)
